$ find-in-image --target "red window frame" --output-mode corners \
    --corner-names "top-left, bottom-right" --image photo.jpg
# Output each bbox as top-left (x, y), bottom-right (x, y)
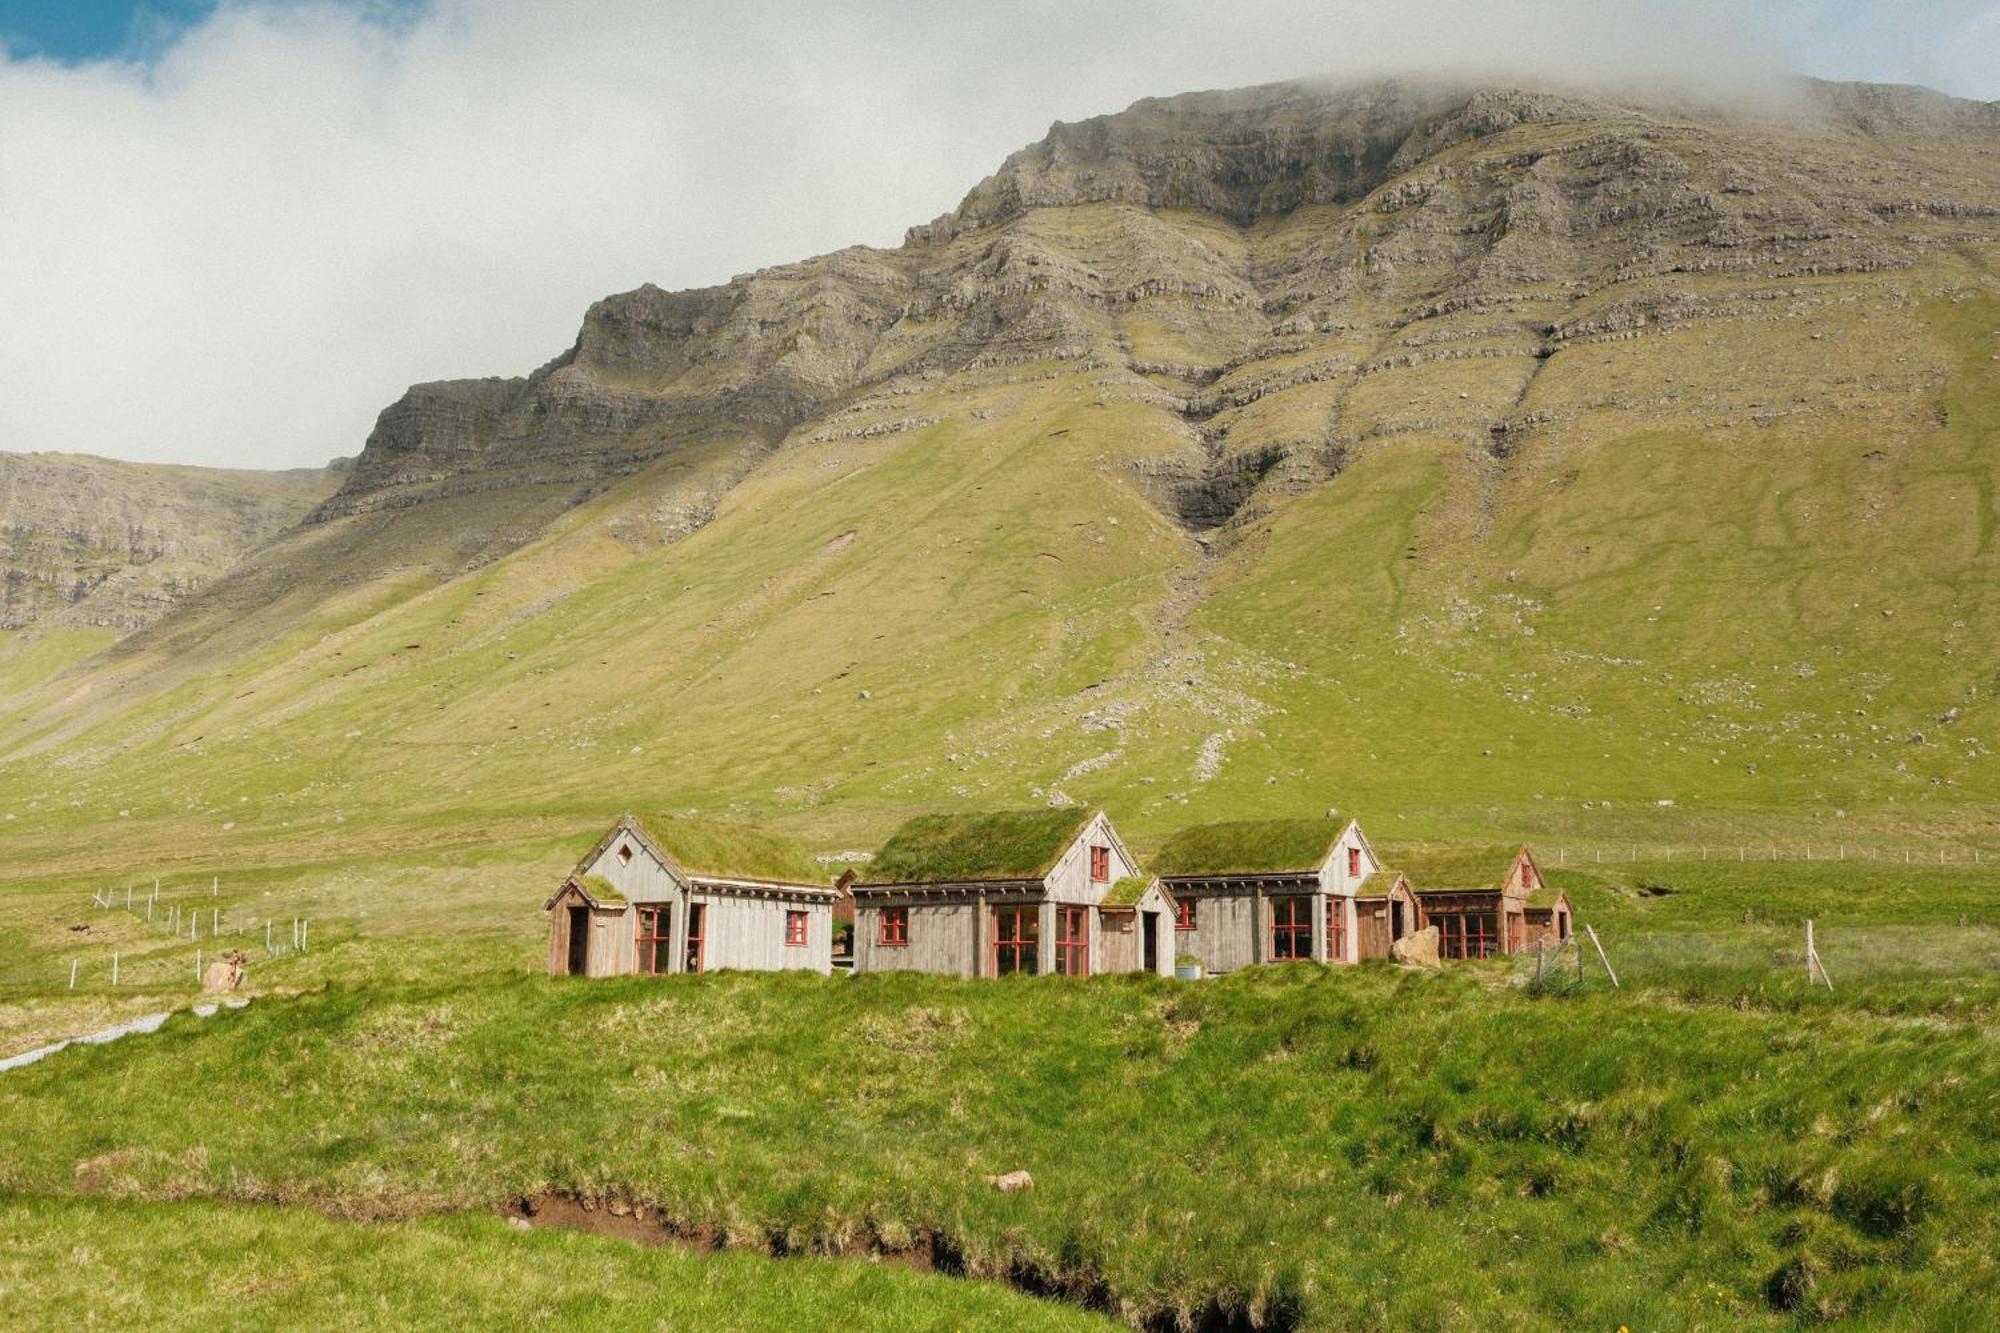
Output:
top-left (1089, 845), bottom-right (1111, 882)
top-left (1174, 897), bottom-right (1197, 931)
top-left (636, 906), bottom-right (671, 975)
top-left (877, 906), bottom-right (909, 947)
top-left (992, 906), bottom-right (1039, 976)
top-left (1347, 846), bottom-right (1361, 877)
top-left (784, 909), bottom-right (808, 947)
top-left (1326, 898), bottom-right (1347, 963)
top-left (684, 903), bottom-right (706, 973)
top-left (1436, 912), bottom-right (1497, 960)
top-left (1271, 897), bottom-right (1312, 960)
top-left (1055, 905), bottom-right (1089, 977)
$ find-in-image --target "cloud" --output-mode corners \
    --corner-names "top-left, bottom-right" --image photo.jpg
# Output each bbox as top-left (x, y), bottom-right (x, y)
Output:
top-left (0, 1), bottom-right (1977, 468)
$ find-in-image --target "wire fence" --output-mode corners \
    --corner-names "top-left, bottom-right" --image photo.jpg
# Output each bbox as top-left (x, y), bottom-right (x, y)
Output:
top-left (40, 878), bottom-right (315, 993)
top-left (1542, 843), bottom-right (1987, 867)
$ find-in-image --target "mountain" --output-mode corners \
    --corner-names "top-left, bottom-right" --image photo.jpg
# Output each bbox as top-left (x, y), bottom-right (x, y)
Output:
top-left (1, 75), bottom-right (1997, 871)
top-left (0, 452), bottom-right (342, 634)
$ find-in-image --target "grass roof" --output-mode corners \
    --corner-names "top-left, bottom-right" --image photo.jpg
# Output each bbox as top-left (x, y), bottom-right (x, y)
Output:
top-left (1101, 875), bottom-right (1156, 908)
top-left (1150, 818), bottom-right (1341, 877)
top-left (576, 874), bottom-right (627, 905)
top-left (862, 808), bottom-right (1093, 884)
top-left (635, 815), bottom-right (826, 885)
top-left (1384, 844), bottom-right (1523, 892)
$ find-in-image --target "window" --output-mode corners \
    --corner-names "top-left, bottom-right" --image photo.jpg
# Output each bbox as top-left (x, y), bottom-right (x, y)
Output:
top-left (1055, 906), bottom-right (1089, 977)
top-left (877, 906), bottom-right (909, 947)
top-left (1435, 912), bottom-right (1497, 960)
top-left (1325, 898), bottom-right (1347, 963)
top-left (636, 906), bottom-right (671, 975)
top-left (992, 906), bottom-right (1038, 976)
top-left (617, 843), bottom-right (634, 865)
top-left (1089, 845), bottom-right (1111, 882)
top-left (685, 903), bottom-right (706, 973)
top-left (1174, 897), bottom-right (1197, 931)
top-left (784, 910), bottom-right (808, 947)
top-left (1272, 897), bottom-right (1312, 960)
top-left (1347, 846), bottom-right (1361, 878)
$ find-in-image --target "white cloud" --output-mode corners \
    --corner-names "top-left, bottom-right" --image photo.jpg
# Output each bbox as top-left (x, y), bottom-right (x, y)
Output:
top-left (0, 0), bottom-right (1978, 468)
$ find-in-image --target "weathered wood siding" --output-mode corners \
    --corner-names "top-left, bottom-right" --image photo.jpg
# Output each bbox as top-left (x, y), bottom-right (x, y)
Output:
top-left (854, 899), bottom-right (981, 977)
top-left (1176, 889), bottom-right (1260, 974)
top-left (1100, 913), bottom-right (1136, 974)
top-left (691, 894), bottom-right (834, 974)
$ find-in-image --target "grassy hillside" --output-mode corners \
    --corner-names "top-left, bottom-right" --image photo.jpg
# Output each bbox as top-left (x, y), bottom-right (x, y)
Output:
top-left (0, 951), bottom-right (1991, 1330)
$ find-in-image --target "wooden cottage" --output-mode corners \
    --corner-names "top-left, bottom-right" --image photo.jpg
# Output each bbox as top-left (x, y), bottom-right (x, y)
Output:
top-left (1153, 817), bottom-right (1381, 974)
top-left (850, 809), bottom-right (1173, 978)
top-left (546, 813), bottom-right (842, 977)
top-left (1402, 846), bottom-right (1551, 959)
top-left (1353, 870), bottom-right (1423, 961)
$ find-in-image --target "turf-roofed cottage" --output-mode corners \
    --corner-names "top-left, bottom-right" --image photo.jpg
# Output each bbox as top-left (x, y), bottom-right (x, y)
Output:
top-left (850, 809), bottom-right (1175, 978)
top-left (1153, 818), bottom-right (1379, 973)
top-left (1400, 846), bottom-right (1570, 959)
top-left (546, 814), bottom-right (842, 976)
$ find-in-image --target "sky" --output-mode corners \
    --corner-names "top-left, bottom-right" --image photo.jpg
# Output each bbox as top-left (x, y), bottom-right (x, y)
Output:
top-left (0, 1), bottom-right (1996, 470)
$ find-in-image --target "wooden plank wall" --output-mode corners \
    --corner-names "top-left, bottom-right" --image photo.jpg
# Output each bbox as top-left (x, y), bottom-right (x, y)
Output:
top-left (854, 901), bottom-right (979, 977)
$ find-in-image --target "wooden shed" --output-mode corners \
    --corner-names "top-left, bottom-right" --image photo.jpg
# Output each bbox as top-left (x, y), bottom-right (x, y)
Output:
top-left (1401, 845), bottom-right (1548, 960)
top-left (1353, 870), bottom-right (1422, 961)
top-left (850, 808), bottom-right (1170, 978)
top-left (1153, 817), bottom-right (1381, 975)
top-left (1523, 883), bottom-right (1574, 948)
top-left (546, 813), bottom-right (842, 977)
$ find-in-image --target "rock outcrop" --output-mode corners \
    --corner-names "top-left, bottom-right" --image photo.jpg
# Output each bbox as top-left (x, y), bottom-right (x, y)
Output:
top-left (0, 453), bottom-right (341, 633)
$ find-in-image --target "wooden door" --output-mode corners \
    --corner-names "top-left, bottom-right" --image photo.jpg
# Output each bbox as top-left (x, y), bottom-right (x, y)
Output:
top-left (566, 906), bottom-right (590, 975)
top-left (1142, 913), bottom-right (1159, 973)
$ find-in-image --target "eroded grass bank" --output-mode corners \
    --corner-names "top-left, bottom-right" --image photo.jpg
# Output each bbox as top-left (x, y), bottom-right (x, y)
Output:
top-left (0, 967), bottom-right (1992, 1329)
top-left (0, 1194), bottom-right (1113, 1331)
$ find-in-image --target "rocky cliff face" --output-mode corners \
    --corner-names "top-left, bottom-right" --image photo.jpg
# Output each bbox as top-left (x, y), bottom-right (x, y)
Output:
top-left (308, 76), bottom-right (1999, 548)
top-left (0, 453), bottom-right (341, 632)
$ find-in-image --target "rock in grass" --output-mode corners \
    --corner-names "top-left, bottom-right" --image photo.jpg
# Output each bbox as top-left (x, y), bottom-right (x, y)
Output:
top-left (1391, 926), bottom-right (1441, 970)
top-left (987, 1170), bottom-right (1034, 1193)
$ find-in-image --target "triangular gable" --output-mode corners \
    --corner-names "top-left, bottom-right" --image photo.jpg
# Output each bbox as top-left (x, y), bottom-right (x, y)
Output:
top-left (543, 875), bottom-right (628, 912)
top-left (1335, 819), bottom-right (1383, 880)
top-left (573, 813), bottom-right (695, 890)
top-left (1085, 811), bottom-right (1143, 888)
top-left (1504, 847), bottom-right (1543, 897)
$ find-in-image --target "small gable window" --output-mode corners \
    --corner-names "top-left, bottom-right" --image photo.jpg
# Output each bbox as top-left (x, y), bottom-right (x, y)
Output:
top-left (617, 843), bottom-right (634, 866)
top-left (878, 906), bottom-right (909, 947)
top-left (1089, 845), bottom-right (1111, 882)
top-left (784, 910), bottom-right (808, 947)
top-left (1347, 846), bottom-right (1361, 878)
top-left (1175, 898), bottom-right (1197, 931)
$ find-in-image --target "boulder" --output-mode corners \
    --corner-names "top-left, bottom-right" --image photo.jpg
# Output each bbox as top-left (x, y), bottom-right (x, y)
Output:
top-left (987, 1170), bottom-right (1035, 1194)
top-left (1391, 926), bottom-right (1442, 970)
top-left (202, 949), bottom-right (248, 992)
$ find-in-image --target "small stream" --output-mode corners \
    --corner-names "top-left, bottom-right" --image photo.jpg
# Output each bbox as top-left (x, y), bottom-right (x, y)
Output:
top-left (0, 998), bottom-right (250, 1074)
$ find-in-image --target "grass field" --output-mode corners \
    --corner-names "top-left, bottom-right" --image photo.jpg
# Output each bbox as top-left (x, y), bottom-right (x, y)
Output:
top-left (0, 857), bottom-right (1993, 1332)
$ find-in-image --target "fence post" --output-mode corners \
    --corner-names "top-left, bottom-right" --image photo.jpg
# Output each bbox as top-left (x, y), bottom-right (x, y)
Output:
top-left (1806, 920), bottom-right (1833, 992)
top-left (112, 953), bottom-right (119, 986)
top-left (266, 920), bottom-right (273, 955)
top-left (1584, 924), bottom-right (1619, 988)
top-left (196, 949), bottom-right (202, 984)
top-left (68, 960), bottom-right (77, 990)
